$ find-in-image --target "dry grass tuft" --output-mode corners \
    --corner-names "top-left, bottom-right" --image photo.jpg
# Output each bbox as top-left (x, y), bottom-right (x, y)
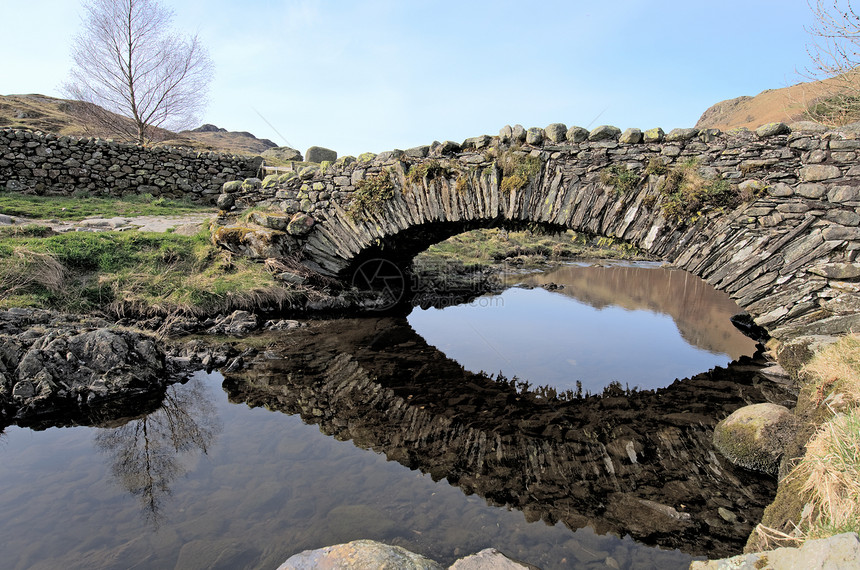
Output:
top-left (802, 334), bottom-right (860, 408)
top-left (789, 409), bottom-right (860, 535)
top-left (0, 247), bottom-right (66, 298)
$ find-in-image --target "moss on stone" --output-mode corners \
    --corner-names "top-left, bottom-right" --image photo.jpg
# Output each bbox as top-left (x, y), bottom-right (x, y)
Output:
top-left (498, 152), bottom-right (541, 192)
top-left (405, 160), bottom-right (457, 187)
top-left (348, 171), bottom-right (396, 221)
top-left (600, 163), bottom-right (640, 194)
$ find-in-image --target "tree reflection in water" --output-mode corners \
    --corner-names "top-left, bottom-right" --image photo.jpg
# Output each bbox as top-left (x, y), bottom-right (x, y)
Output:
top-left (95, 377), bottom-right (222, 526)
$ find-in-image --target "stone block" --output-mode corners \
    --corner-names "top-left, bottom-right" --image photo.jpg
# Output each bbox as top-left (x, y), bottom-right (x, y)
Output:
top-left (305, 146), bottom-right (337, 163)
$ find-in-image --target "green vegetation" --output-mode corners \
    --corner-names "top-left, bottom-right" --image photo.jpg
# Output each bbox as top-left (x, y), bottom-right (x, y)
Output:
top-left (499, 151), bottom-right (541, 192)
top-left (416, 227), bottom-right (648, 267)
top-left (405, 160), bottom-right (456, 187)
top-left (806, 93), bottom-right (860, 126)
top-left (755, 334), bottom-right (860, 548)
top-left (0, 227), bottom-right (290, 316)
top-left (600, 163), bottom-right (640, 194)
top-left (347, 171), bottom-right (397, 221)
top-left (657, 159), bottom-right (738, 224)
top-left (0, 191), bottom-right (211, 221)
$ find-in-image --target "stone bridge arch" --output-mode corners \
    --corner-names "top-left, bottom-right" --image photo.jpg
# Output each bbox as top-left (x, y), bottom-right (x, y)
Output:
top-left (216, 124), bottom-right (860, 341)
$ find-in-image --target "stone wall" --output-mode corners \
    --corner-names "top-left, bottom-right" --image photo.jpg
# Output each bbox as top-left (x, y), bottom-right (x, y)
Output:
top-left (0, 128), bottom-right (263, 202)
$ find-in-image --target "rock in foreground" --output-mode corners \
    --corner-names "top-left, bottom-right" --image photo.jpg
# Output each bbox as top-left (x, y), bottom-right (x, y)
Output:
top-left (690, 532), bottom-right (860, 569)
top-left (277, 540), bottom-right (534, 569)
top-left (0, 308), bottom-right (171, 424)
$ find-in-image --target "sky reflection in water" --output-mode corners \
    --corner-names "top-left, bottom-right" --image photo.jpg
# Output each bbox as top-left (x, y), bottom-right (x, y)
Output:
top-left (408, 263), bottom-right (758, 393)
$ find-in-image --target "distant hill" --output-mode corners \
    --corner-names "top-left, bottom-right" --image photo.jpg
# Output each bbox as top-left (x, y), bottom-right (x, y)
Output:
top-left (0, 94), bottom-right (276, 155)
top-left (696, 74), bottom-right (858, 130)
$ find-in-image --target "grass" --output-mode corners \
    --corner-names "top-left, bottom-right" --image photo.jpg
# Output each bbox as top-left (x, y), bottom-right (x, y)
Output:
top-left (405, 160), bottom-right (459, 187)
top-left (657, 159), bottom-right (739, 224)
top-left (416, 227), bottom-right (648, 267)
top-left (600, 163), bottom-right (640, 194)
top-left (0, 227), bottom-right (294, 316)
top-left (0, 191), bottom-right (212, 221)
top-left (498, 151), bottom-right (541, 192)
top-left (792, 410), bottom-right (860, 537)
top-left (347, 171), bottom-right (396, 221)
top-left (755, 334), bottom-right (860, 548)
top-left (806, 93), bottom-right (860, 126)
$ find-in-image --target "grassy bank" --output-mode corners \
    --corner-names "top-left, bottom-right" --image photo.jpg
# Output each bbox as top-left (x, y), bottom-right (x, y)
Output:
top-left (753, 334), bottom-right (860, 548)
top-left (0, 226), bottom-right (301, 317)
top-left (0, 191), bottom-right (212, 220)
top-left (415, 227), bottom-right (650, 267)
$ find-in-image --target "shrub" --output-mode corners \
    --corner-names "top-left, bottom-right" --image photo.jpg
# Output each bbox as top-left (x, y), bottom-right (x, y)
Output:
top-left (347, 171), bottom-right (396, 221)
top-left (499, 152), bottom-right (541, 192)
top-left (658, 159), bottom-right (738, 224)
top-left (600, 163), bottom-right (640, 194)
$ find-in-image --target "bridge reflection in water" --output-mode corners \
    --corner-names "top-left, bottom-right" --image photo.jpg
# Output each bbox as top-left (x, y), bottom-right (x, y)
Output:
top-left (222, 316), bottom-right (793, 558)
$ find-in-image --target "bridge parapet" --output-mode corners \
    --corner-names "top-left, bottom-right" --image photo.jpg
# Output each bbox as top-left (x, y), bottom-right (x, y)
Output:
top-left (214, 122), bottom-right (860, 340)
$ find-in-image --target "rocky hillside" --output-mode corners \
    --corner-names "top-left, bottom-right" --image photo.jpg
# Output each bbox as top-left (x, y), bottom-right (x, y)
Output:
top-left (0, 94), bottom-right (275, 155)
top-left (696, 74), bottom-right (856, 130)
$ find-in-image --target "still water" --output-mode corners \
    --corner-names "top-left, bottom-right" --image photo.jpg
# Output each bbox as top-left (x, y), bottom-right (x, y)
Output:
top-left (0, 263), bottom-right (776, 569)
top-left (409, 261), bottom-right (758, 393)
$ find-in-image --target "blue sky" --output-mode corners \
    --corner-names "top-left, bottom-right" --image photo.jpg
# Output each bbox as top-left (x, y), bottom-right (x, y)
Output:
top-left (2, 1), bottom-right (815, 157)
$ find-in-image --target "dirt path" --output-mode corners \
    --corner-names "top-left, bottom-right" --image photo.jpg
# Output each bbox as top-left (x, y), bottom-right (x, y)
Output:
top-left (0, 212), bottom-right (216, 235)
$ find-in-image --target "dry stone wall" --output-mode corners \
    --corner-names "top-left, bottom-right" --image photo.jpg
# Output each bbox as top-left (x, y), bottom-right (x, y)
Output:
top-left (0, 128), bottom-right (262, 202)
top-left (214, 121), bottom-right (860, 340)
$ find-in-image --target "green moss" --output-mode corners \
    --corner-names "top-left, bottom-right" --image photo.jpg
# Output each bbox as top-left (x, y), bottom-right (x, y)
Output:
top-left (498, 152), bottom-right (541, 192)
top-left (657, 159), bottom-right (739, 224)
top-left (405, 160), bottom-right (458, 187)
top-left (347, 171), bottom-right (397, 221)
top-left (600, 163), bottom-right (640, 194)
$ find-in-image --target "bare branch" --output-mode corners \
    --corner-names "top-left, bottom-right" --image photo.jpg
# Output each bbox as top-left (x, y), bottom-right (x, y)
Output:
top-left (63, 0), bottom-right (213, 144)
top-left (800, 0), bottom-right (860, 125)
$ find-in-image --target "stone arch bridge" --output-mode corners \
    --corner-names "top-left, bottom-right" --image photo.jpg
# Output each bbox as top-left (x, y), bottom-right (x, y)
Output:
top-left (214, 123), bottom-right (860, 341)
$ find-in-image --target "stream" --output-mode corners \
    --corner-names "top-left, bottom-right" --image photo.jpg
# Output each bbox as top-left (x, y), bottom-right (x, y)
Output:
top-left (0, 261), bottom-right (790, 569)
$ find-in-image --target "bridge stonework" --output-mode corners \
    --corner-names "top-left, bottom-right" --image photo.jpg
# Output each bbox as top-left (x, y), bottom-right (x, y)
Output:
top-left (215, 124), bottom-right (860, 341)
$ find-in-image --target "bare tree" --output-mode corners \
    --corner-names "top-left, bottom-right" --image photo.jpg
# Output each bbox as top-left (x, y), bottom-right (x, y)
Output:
top-left (802, 0), bottom-right (860, 125)
top-left (64, 0), bottom-right (213, 144)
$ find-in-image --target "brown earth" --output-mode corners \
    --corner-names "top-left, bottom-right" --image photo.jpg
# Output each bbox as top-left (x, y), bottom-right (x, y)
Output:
top-left (696, 74), bottom-right (856, 130)
top-left (0, 93), bottom-right (275, 155)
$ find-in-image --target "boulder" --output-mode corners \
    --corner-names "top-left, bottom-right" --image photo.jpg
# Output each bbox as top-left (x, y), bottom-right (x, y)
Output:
top-left (262, 146), bottom-right (303, 162)
top-left (756, 122), bottom-right (790, 138)
top-left (619, 128), bottom-right (643, 144)
top-left (544, 123), bottom-right (567, 143)
top-left (566, 126), bottom-right (589, 143)
top-left (278, 540), bottom-right (442, 570)
top-left (305, 146), bottom-right (337, 163)
top-left (713, 403), bottom-right (797, 476)
top-left (287, 212), bottom-right (315, 236)
top-left (449, 548), bottom-right (534, 569)
top-left (0, 310), bottom-right (171, 421)
top-left (691, 532), bottom-right (860, 569)
top-left (525, 127), bottom-right (544, 145)
top-left (643, 127), bottom-right (665, 143)
top-left (588, 125), bottom-right (621, 142)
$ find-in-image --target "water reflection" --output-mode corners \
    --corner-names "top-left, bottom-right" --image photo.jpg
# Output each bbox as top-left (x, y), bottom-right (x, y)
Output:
top-left (94, 377), bottom-right (222, 526)
top-left (409, 262), bottom-right (759, 392)
top-left (514, 262), bottom-right (757, 358)
top-left (223, 316), bottom-right (792, 558)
